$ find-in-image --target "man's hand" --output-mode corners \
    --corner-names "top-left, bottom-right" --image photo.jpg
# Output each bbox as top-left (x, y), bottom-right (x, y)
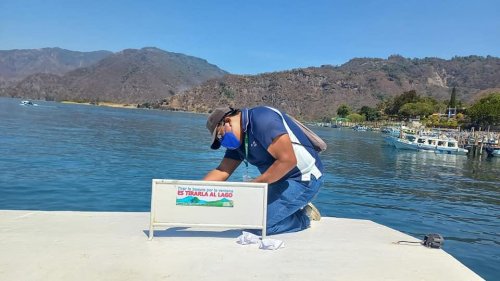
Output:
top-left (203, 157), bottom-right (242, 181)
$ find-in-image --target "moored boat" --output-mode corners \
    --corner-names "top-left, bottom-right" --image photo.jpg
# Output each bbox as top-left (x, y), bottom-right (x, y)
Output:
top-left (434, 139), bottom-right (469, 155)
top-left (20, 100), bottom-right (38, 106)
top-left (393, 135), bottom-right (419, 150)
top-left (485, 145), bottom-right (500, 157)
top-left (392, 134), bottom-right (468, 155)
top-left (381, 127), bottom-right (401, 138)
top-left (353, 124), bottom-right (368, 131)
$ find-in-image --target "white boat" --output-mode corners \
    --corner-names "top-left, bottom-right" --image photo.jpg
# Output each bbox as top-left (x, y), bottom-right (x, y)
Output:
top-left (415, 136), bottom-right (444, 151)
top-left (393, 135), bottom-right (468, 155)
top-left (381, 127), bottom-right (400, 136)
top-left (20, 100), bottom-right (38, 106)
top-left (393, 135), bottom-right (419, 150)
top-left (353, 125), bottom-right (368, 131)
top-left (434, 139), bottom-right (469, 155)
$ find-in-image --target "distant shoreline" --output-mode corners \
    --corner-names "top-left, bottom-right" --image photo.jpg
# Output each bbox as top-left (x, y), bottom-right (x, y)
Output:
top-left (60, 101), bottom-right (138, 109)
top-left (58, 100), bottom-right (207, 115)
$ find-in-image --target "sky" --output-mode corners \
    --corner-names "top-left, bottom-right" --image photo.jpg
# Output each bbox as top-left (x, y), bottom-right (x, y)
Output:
top-left (1, 0), bottom-right (499, 74)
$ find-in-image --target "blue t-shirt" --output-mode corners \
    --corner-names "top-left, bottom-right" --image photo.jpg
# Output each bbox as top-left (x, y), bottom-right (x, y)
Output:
top-left (224, 106), bottom-right (324, 182)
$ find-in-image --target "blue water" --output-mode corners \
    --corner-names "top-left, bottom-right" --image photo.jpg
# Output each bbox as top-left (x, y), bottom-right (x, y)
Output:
top-left (1, 97), bottom-right (498, 280)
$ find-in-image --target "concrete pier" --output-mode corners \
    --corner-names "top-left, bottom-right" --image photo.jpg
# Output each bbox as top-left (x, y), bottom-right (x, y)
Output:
top-left (0, 210), bottom-right (483, 281)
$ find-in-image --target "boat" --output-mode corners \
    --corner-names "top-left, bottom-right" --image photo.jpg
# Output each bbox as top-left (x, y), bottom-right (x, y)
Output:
top-left (410, 136), bottom-right (435, 151)
top-left (393, 135), bottom-right (468, 155)
top-left (20, 100), bottom-right (38, 106)
top-left (385, 134), bottom-right (415, 147)
top-left (434, 139), bottom-right (469, 155)
top-left (382, 125), bottom-right (421, 137)
top-left (393, 135), bottom-right (419, 150)
top-left (381, 126), bottom-right (400, 136)
top-left (353, 124), bottom-right (368, 131)
top-left (485, 145), bottom-right (500, 157)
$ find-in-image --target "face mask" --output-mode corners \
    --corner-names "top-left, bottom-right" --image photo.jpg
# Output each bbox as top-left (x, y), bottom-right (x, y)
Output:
top-left (220, 131), bottom-right (241, 150)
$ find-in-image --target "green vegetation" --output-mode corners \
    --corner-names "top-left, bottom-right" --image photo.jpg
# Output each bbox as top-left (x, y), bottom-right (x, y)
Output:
top-left (337, 104), bottom-right (351, 117)
top-left (359, 106), bottom-right (380, 121)
top-left (399, 102), bottom-right (434, 118)
top-left (331, 90), bottom-right (499, 129)
top-left (384, 90), bottom-right (420, 115)
top-left (425, 114), bottom-right (459, 128)
top-left (347, 113), bottom-right (365, 123)
top-left (448, 87), bottom-right (457, 108)
top-left (467, 93), bottom-right (500, 126)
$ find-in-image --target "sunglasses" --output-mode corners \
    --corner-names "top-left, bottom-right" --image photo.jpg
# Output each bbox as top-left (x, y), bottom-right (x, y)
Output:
top-left (216, 108), bottom-right (239, 141)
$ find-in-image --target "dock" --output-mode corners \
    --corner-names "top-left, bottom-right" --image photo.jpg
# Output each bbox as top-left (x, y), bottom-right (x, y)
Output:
top-left (0, 210), bottom-right (483, 281)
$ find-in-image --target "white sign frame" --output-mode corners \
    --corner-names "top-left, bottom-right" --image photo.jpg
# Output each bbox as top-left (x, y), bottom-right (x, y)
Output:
top-left (149, 179), bottom-right (268, 240)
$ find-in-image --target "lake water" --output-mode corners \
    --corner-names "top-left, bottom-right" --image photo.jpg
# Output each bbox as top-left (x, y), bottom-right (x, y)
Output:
top-left (0, 97), bottom-right (498, 280)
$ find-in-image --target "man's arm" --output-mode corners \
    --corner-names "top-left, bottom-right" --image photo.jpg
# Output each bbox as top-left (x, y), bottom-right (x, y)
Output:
top-left (252, 134), bottom-right (297, 184)
top-left (203, 157), bottom-right (242, 181)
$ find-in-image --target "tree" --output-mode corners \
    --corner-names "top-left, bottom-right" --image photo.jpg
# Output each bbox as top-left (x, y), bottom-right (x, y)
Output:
top-left (359, 106), bottom-right (381, 121)
top-left (448, 87), bottom-right (457, 108)
top-left (434, 101), bottom-right (448, 115)
top-left (447, 87), bottom-right (458, 117)
top-left (399, 102), bottom-right (434, 118)
top-left (347, 113), bottom-right (365, 123)
top-left (385, 90), bottom-right (420, 115)
top-left (426, 114), bottom-right (441, 127)
top-left (467, 93), bottom-right (500, 126)
top-left (337, 104), bottom-right (351, 117)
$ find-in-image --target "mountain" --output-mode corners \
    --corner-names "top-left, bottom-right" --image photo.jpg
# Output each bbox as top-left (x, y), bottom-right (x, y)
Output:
top-left (4, 47), bottom-right (228, 103)
top-left (0, 47), bottom-right (112, 85)
top-left (2, 48), bottom-right (498, 120)
top-left (164, 55), bottom-right (500, 120)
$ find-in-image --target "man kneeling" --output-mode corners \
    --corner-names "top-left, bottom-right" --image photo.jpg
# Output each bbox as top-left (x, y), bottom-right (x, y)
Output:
top-left (204, 106), bottom-right (324, 235)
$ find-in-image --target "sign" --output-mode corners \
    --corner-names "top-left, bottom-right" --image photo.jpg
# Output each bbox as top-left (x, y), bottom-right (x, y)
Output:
top-left (176, 185), bottom-right (234, 207)
top-left (149, 179), bottom-right (268, 240)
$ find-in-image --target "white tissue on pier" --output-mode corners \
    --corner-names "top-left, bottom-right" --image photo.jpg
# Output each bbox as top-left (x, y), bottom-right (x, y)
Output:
top-left (259, 238), bottom-right (285, 250)
top-left (236, 231), bottom-right (285, 250)
top-left (237, 231), bottom-right (260, 245)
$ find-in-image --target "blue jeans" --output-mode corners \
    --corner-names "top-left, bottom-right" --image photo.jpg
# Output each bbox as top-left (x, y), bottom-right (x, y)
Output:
top-left (265, 176), bottom-right (323, 235)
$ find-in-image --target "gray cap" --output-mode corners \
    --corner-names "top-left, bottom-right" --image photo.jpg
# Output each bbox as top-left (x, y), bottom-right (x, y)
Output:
top-left (206, 107), bottom-right (234, 149)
